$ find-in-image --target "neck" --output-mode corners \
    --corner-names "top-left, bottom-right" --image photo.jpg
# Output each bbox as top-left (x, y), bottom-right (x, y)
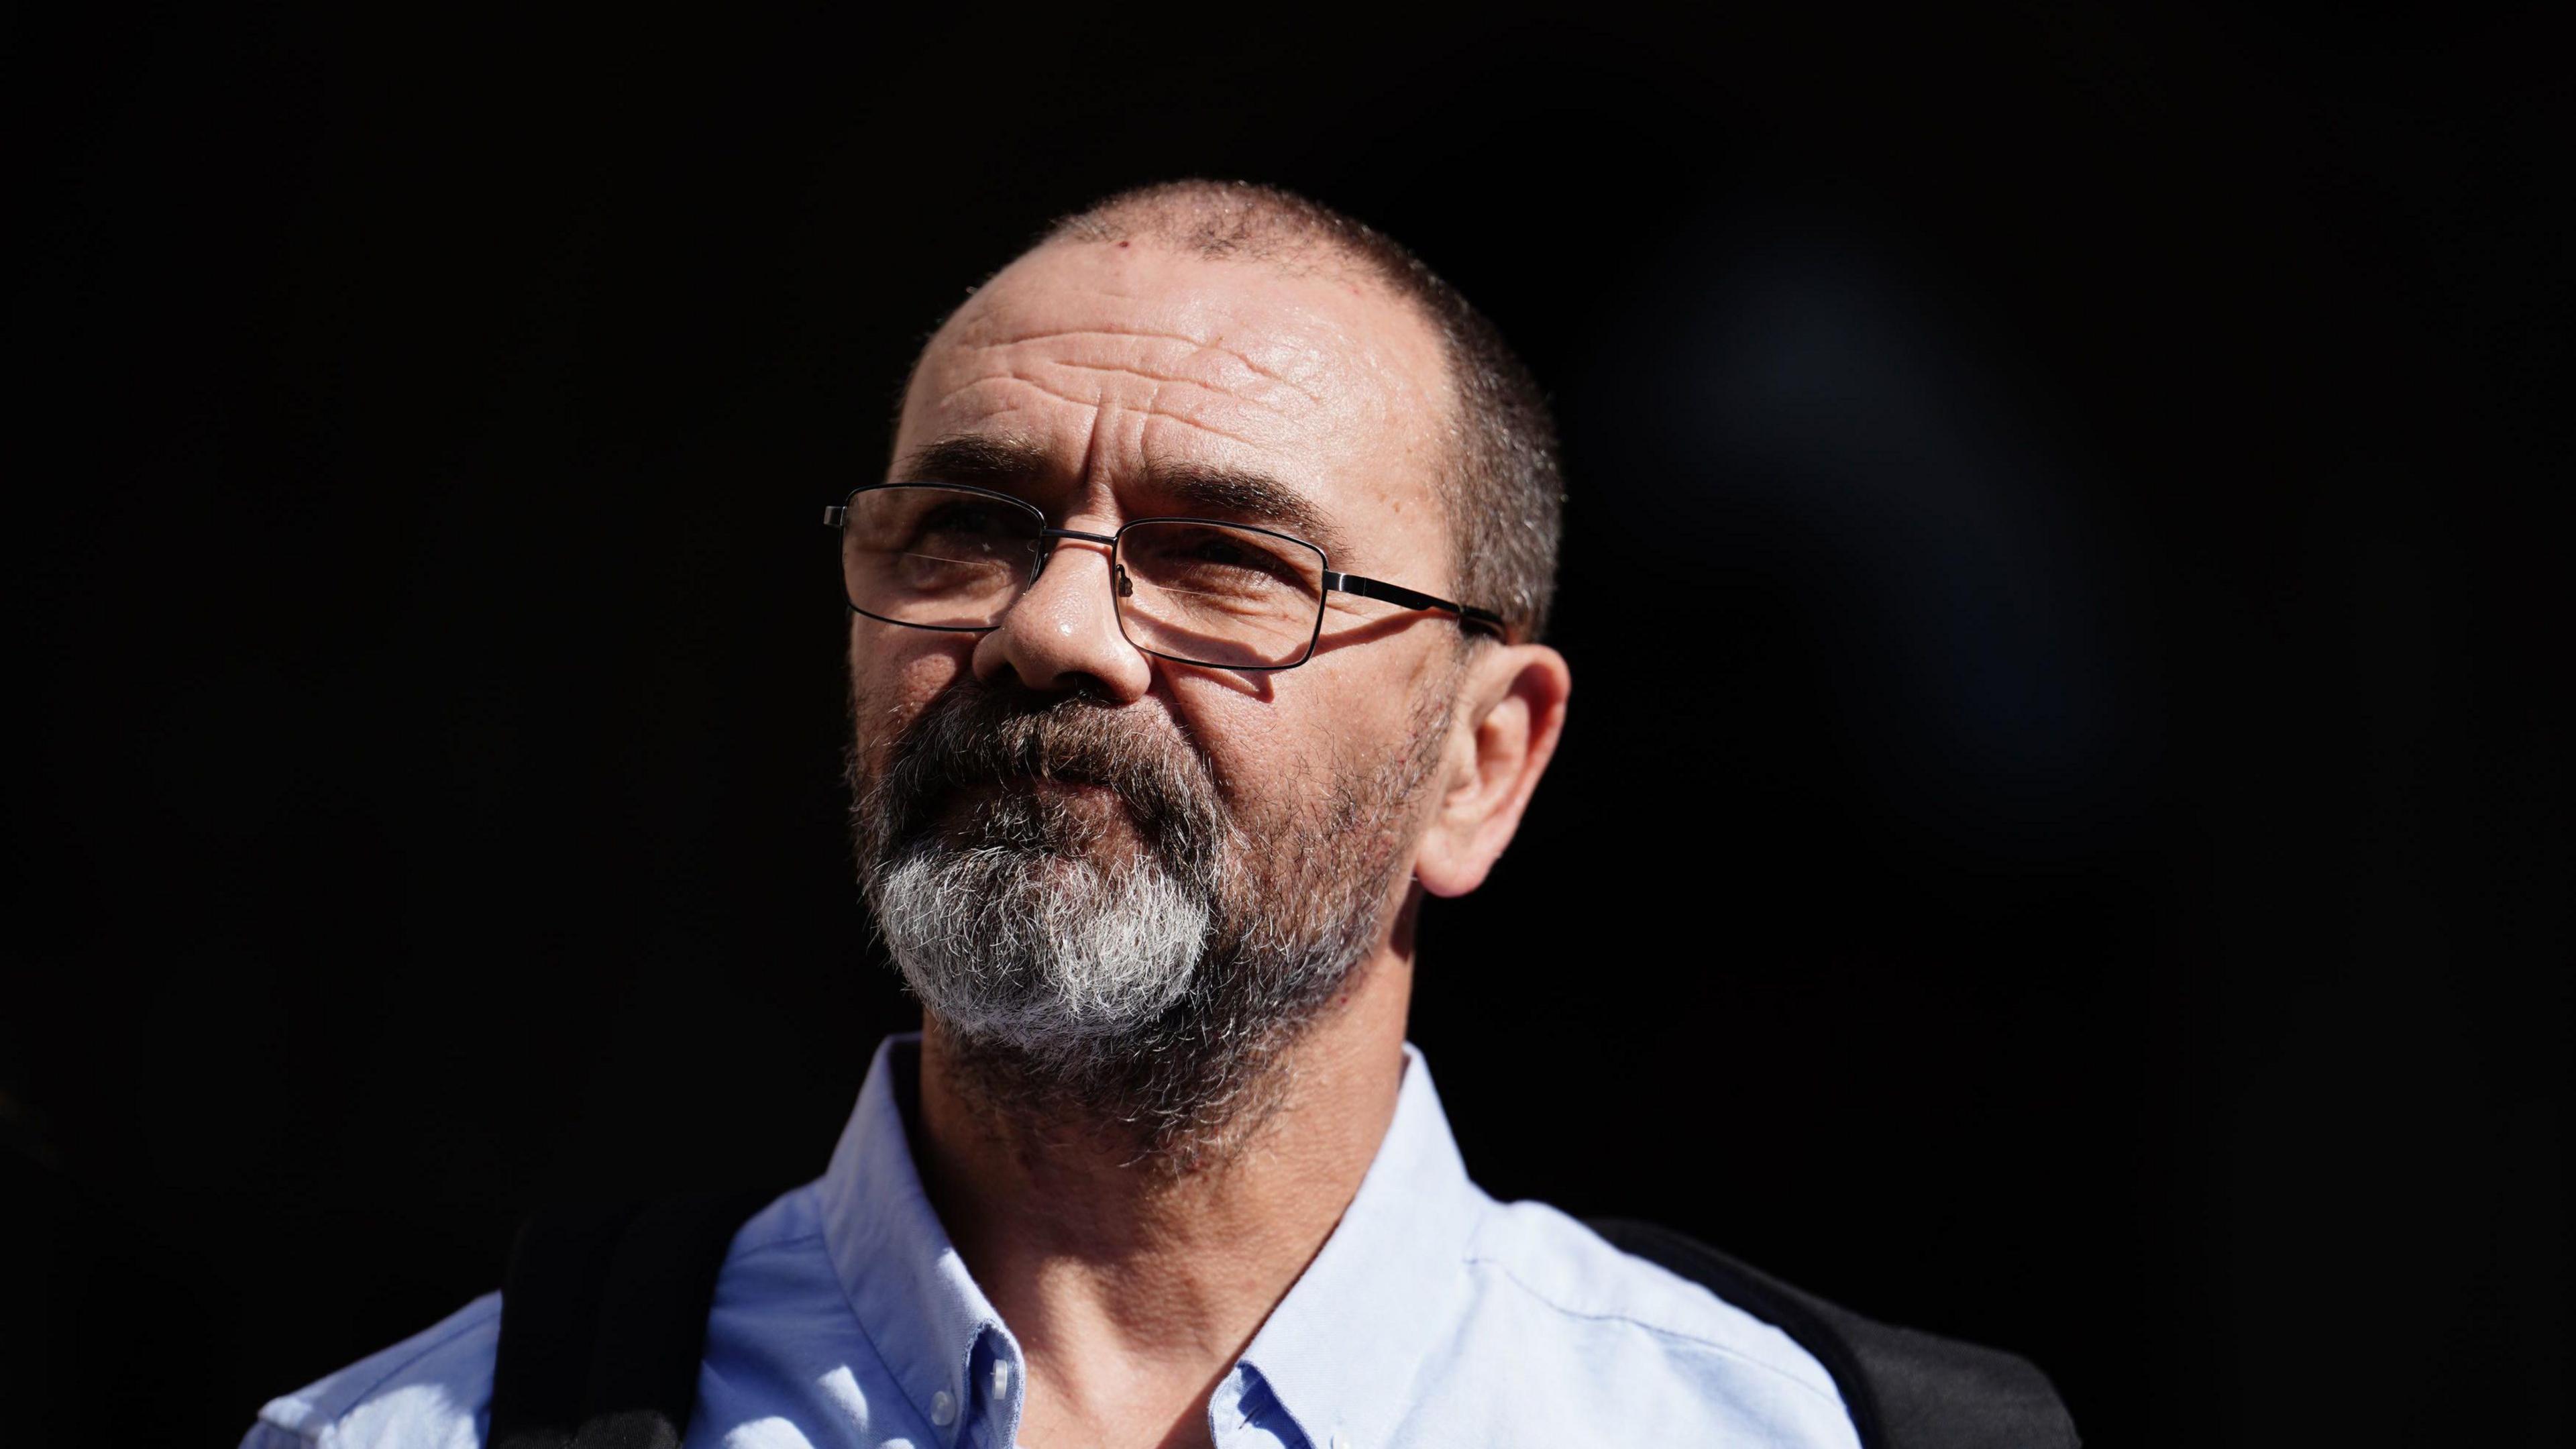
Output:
top-left (910, 912), bottom-right (1415, 1449)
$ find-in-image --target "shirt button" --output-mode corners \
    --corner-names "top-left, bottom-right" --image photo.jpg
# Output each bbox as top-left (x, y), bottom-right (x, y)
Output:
top-left (991, 1361), bottom-right (1012, 1397)
top-left (930, 1389), bottom-right (957, 1426)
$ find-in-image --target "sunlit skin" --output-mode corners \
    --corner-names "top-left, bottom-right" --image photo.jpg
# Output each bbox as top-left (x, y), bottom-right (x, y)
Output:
top-left (850, 237), bottom-right (1571, 1449)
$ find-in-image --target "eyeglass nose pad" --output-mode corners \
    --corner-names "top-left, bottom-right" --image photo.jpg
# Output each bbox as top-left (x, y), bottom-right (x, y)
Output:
top-left (1114, 563), bottom-right (1134, 599)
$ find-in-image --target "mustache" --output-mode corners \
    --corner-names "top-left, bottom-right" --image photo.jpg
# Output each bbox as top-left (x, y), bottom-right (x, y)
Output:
top-left (857, 678), bottom-right (1230, 866)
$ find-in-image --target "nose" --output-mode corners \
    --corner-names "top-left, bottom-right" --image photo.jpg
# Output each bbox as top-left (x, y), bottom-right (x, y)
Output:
top-left (970, 528), bottom-right (1154, 702)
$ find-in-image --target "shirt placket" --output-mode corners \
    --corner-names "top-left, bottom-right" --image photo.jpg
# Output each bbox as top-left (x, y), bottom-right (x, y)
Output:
top-left (953, 1326), bottom-right (1025, 1449)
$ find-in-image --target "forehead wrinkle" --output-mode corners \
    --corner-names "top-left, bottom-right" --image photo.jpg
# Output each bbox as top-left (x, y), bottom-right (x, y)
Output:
top-left (932, 319), bottom-right (1323, 428)
top-left (932, 358), bottom-right (1294, 431)
top-left (1046, 356), bottom-right (1304, 418)
top-left (944, 262), bottom-right (1361, 400)
top-left (933, 372), bottom-right (1271, 450)
top-left (963, 326), bottom-right (1324, 405)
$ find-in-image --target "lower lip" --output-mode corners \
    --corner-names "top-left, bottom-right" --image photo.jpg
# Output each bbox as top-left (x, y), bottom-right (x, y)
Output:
top-left (934, 777), bottom-right (1118, 814)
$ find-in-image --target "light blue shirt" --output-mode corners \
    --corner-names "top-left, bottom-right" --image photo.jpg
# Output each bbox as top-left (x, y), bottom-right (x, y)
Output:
top-left (244, 1035), bottom-right (1858, 1448)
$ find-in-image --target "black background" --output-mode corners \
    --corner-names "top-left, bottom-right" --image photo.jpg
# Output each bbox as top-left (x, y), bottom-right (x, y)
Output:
top-left (9, 7), bottom-right (2566, 1446)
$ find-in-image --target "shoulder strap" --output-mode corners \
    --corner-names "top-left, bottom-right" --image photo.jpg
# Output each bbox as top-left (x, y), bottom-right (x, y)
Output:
top-left (489, 1189), bottom-right (777, 1449)
top-left (1588, 1218), bottom-right (2078, 1449)
top-left (490, 1197), bottom-right (2071, 1447)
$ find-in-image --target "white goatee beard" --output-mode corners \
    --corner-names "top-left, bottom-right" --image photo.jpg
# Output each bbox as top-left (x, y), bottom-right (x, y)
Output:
top-left (870, 839), bottom-right (1217, 1055)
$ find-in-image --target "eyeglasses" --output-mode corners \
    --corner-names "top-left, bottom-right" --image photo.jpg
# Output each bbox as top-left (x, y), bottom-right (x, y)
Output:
top-left (825, 482), bottom-right (1506, 671)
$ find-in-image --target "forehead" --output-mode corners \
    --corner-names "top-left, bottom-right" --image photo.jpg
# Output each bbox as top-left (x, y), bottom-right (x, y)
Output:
top-left (896, 241), bottom-right (1452, 557)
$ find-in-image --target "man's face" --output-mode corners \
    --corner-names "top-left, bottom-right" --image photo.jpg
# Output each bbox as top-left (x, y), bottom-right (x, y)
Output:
top-left (845, 239), bottom-right (1471, 1139)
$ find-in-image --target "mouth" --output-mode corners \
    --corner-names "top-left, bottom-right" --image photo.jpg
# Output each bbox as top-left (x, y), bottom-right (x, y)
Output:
top-left (925, 774), bottom-right (1143, 848)
top-left (949, 773), bottom-right (1120, 803)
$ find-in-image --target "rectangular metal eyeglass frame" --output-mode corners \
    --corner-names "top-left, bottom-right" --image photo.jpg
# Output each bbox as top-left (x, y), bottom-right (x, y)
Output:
top-left (824, 481), bottom-right (1509, 671)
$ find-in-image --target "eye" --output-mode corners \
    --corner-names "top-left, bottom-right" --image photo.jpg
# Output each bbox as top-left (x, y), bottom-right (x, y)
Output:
top-left (912, 500), bottom-right (1021, 547)
top-left (1122, 522), bottom-right (1321, 604)
top-left (1185, 533), bottom-right (1259, 569)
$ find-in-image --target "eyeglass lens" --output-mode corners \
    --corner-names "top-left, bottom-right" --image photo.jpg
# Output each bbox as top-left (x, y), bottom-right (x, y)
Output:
top-left (840, 485), bottom-right (1329, 669)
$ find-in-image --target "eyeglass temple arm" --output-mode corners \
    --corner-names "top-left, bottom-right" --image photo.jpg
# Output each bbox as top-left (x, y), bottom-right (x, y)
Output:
top-left (1323, 572), bottom-right (1509, 637)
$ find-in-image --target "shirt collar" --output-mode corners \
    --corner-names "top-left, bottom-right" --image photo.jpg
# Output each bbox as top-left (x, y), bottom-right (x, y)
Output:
top-left (818, 1034), bottom-right (1022, 1445)
top-left (816, 1034), bottom-right (1487, 1449)
top-left (1230, 1042), bottom-right (1485, 1449)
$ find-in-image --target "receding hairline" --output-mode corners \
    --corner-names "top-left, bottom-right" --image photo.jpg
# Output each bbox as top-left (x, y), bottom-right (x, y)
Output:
top-left (950, 215), bottom-right (1454, 388)
top-left (1051, 191), bottom-right (1449, 351)
top-left (908, 223), bottom-right (1447, 425)
top-left (1012, 230), bottom-right (1409, 306)
top-left (1045, 181), bottom-right (1404, 272)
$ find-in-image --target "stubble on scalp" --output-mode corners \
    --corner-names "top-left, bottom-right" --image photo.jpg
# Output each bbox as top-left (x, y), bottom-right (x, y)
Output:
top-left (847, 674), bottom-right (1454, 1178)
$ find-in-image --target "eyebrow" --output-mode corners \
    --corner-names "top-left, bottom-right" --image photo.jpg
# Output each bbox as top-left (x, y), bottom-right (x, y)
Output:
top-left (892, 433), bottom-right (1055, 490)
top-left (1143, 462), bottom-right (1351, 558)
top-left (892, 434), bottom-right (1353, 559)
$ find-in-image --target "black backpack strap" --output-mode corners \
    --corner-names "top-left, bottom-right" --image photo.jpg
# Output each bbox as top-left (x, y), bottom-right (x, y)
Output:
top-left (490, 1189), bottom-right (777, 1449)
top-left (1589, 1218), bottom-right (2078, 1449)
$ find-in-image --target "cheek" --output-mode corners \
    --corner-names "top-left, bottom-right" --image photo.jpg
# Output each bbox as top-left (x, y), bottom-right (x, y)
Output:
top-left (1159, 675), bottom-right (1296, 812)
top-left (1165, 664), bottom-right (1430, 820)
top-left (847, 626), bottom-right (972, 763)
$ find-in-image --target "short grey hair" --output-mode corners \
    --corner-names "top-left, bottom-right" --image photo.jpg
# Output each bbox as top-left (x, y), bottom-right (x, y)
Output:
top-left (1039, 180), bottom-right (1566, 642)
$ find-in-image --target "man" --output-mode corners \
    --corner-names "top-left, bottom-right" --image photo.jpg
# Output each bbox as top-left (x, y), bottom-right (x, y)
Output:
top-left (242, 180), bottom-right (1866, 1448)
